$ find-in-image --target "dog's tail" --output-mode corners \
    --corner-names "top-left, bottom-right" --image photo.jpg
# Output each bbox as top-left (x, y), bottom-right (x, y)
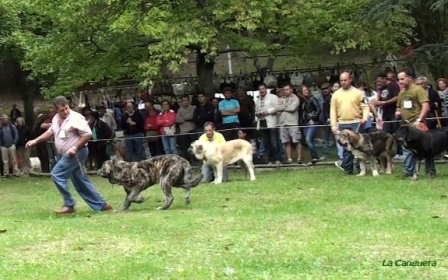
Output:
top-left (183, 174), bottom-right (203, 188)
top-left (182, 166), bottom-right (203, 188)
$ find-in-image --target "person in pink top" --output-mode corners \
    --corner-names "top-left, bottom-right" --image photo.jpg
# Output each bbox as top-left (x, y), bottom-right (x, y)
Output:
top-left (156, 100), bottom-right (178, 154)
top-left (26, 96), bottom-right (112, 215)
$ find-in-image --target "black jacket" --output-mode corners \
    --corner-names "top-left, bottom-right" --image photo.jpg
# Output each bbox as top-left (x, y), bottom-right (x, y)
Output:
top-left (121, 111), bottom-right (144, 135)
top-left (301, 96), bottom-right (321, 123)
top-left (427, 88), bottom-right (442, 129)
top-left (428, 88), bottom-right (442, 113)
top-left (16, 125), bottom-right (30, 147)
top-left (322, 94), bottom-right (331, 122)
top-left (93, 120), bottom-right (113, 147)
top-left (193, 103), bottom-right (214, 129)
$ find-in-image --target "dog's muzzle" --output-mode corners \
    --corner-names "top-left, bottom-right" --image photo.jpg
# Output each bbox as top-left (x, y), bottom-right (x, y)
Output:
top-left (338, 140), bottom-right (347, 147)
top-left (187, 146), bottom-right (194, 155)
top-left (97, 170), bottom-right (109, 178)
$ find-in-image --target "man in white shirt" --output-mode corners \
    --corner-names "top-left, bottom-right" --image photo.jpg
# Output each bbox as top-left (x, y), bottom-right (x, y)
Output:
top-left (255, 83), bottom-right (281, 164)
top-left (26, 96), bottom-right (112, 214)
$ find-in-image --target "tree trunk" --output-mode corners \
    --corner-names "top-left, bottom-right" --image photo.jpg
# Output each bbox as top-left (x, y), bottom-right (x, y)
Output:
top-left (14, 63), bottom-right (38, 129)
top-left (20, 87), bottom-right (36, 129)
top-left (266, 57), bottom-right (276, 70)
top-left (196, 52), bottom-right (215, 97)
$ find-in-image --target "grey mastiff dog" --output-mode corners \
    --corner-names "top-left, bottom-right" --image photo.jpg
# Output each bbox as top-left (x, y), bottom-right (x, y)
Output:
top-left (98, 155), bottom-right (202, 210)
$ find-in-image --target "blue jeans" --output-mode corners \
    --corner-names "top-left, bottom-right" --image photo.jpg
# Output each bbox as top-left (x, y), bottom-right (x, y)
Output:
top-left (403, 149), bottom-right (436, 175)
top-left (257, 141), bottom-right (266, 158)
top-left (261, 128), bottom-right (280, 162)
top-left (161, 136), bottom-right (178, 155)
top-left (201, 162), bottom-right (229, 183)
top-left (257, 129), bottom-right (284, 160)
top-left (336, 139), bottom-right (344, 159)
top-left (337, 122), bottom-right (362, 173)
top-left (321, 126), bottom-right (331, 158)
top-left (277, 129), bottom-right (285, 159)
top-left (305, 124), bottom-right (319, 159)
top-left (51, 147), bottom-right (107, 211)
top-left (124, 132), bottom-right (146, 162)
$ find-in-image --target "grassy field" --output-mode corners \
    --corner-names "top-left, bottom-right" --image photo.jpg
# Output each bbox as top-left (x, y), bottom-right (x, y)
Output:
top-left (1, 165), bottom-right (448, 280)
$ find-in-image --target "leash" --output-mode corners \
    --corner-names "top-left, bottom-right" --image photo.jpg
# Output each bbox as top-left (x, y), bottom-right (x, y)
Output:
top-left (354, 122), bottom-right (362, 133)
top-left (75, 156), bottom-right (88, 175)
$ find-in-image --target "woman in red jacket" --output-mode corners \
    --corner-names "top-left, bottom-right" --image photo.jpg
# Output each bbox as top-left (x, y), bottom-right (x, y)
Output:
top-left (143, 103), bottom-right (163, 157)
top-left (156, 100), bottom-right (178, 154)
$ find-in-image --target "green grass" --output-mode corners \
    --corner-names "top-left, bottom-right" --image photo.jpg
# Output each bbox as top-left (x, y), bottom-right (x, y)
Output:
top-left (1, 166), bottom-right (448, 280)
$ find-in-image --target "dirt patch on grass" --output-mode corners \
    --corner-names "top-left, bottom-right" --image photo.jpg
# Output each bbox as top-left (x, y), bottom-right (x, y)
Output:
top-left (13, 236), bottom-right (143, 263)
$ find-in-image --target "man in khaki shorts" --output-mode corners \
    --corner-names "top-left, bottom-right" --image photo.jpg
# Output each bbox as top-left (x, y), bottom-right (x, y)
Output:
top-left (276, 84), bottom-right (302, 164)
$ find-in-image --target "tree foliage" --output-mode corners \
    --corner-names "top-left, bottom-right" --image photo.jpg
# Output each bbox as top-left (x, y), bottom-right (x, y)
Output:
top-left (2, 0), bottom-right (415, 96)
top-left (368, 0), bottom-right (448, 78)
top-left (0, 1), bottom-right (45, 126)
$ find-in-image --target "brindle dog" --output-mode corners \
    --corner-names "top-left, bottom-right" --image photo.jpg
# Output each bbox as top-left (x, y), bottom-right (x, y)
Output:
top-left (98, 155), bottom-right (202, 210)
top-left (338, 129), bottom-right (397, 176)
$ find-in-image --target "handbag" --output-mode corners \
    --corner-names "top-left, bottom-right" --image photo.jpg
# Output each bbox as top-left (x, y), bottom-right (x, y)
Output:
top-left (146, 131), bottom-right (158, 142)
top-left (164, 125), bottom-right (176, 136)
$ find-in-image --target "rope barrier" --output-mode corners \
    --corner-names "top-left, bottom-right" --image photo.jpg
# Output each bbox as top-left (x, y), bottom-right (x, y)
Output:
top-left (27, 158), bottom-right (448, 178)
top-left (46, 115), bottom-right (448, 143)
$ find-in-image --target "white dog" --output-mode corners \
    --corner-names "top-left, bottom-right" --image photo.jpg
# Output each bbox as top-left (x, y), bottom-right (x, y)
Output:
top-left (189, 139), bottom-right (256, 184)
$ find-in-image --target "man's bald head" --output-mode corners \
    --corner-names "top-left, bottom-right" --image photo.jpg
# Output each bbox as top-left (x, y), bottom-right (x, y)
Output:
top-left (125, 102), bottom-right (135, 113)
top-left (339, 72), bottom-right (352, 90)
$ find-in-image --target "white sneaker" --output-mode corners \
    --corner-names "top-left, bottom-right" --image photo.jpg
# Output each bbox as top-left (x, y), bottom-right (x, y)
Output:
top-left (394, 155), bottom-right (405, 161)
top-left (335, 160), bottom-right (343, 170)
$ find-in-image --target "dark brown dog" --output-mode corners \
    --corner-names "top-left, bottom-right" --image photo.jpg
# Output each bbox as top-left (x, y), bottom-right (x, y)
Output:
top-left (98, 155), bottom-right (202, 210)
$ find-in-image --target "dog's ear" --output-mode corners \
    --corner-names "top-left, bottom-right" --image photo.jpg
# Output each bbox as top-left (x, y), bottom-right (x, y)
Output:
top-left (197, 144), bottom-right (203, 154)
top-left (347, 131), bottom-right (354, 143)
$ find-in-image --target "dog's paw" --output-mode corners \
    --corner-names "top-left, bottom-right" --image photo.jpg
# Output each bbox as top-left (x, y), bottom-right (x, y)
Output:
top-left (185, 198), bottom-right (191, 205)
top-left (356, 173), bottom-right (366, 177)
top-left (213, 180), bottom-right (222, 184)
top-left (385, 169), bottom-right (392, 174)
top-left (156, 207), bottom-right (165, 210)
top-left (372, 171), bottom-right (380, 177)
top-left (410, 174), bottom-right (418, 180)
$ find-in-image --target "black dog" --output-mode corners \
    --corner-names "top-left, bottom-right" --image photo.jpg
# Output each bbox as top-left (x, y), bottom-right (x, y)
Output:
top-left (395, 125), bottom-right (448, 179)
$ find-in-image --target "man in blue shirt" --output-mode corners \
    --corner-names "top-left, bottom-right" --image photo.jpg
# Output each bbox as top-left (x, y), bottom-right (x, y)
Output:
top-left (218, 87), bottom-right (240, 140)
top-left (0, 115), bottom-right (20, 177)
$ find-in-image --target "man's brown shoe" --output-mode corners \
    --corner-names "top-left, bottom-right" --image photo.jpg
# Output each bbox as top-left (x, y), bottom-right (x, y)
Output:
top-left (53, 206), bottom-right (76, 215)
top-left (101, 204), bottom-right (113, 212)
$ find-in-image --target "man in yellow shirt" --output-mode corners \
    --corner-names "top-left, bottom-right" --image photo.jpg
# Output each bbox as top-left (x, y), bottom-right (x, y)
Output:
top-left (395, 69), bottom-right (430, 178)
top-left (198, 121), bottom-right (229, 183)
top-left (330, 72), bottom-right (370, 175)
